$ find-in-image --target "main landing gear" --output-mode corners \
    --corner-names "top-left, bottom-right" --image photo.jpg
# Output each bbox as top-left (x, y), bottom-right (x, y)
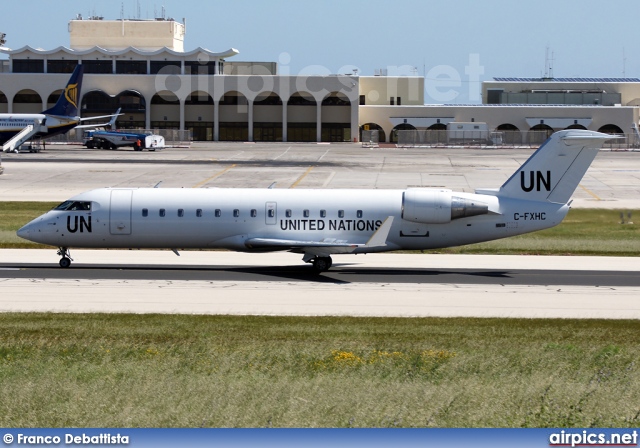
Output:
top-left (311, 256), bottom-right (332, 273)
top-left (57, 247), bottom-right (73, 268)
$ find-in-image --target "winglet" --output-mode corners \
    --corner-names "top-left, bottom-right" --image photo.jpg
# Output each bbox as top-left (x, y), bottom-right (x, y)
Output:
top-left (365, 216), bottom-right (394, 247)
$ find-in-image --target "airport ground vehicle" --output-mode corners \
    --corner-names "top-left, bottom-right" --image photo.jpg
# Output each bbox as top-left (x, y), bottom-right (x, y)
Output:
top-left (83, 130), bottom-right (164, 151)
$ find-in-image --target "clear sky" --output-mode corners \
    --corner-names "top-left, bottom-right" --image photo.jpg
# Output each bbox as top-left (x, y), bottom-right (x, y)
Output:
top-left (1, 0), bottom-right (637, 103)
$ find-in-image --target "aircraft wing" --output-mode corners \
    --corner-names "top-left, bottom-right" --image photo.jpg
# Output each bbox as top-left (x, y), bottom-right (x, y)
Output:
top-left (76, 108), bottom-right (122, 129)
top-left (245, 237), bottom-right (361, 254)
top-left (245, 216), bottom-right (394, 256)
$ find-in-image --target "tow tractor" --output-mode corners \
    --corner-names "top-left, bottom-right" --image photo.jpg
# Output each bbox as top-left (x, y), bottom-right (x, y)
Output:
top-left (83, 130), bottom-right (164, 151)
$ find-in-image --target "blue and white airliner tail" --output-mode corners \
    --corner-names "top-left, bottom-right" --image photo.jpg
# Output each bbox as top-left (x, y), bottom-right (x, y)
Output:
top-left (1, 65), bottom-right (89, 152)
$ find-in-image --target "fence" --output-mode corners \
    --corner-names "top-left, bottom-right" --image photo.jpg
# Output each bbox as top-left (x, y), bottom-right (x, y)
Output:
top-left (361, 130), bottom-right (380, 148)
top-left (395, 130), bottom-right (640, 150)
top-left (46, 129), bottom-right (192, 147)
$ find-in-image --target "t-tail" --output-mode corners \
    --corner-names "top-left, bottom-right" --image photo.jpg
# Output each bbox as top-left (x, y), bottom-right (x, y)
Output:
top-left (490, 130), bottom-right (614, 204)
top-left (42, 64), bottom-right (83, 117)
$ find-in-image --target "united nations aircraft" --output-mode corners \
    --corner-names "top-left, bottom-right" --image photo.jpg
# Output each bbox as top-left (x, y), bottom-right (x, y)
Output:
top-left (17, 130), bottom-right (612, 272)
top-left (0, 65), bottom-right (119, 152)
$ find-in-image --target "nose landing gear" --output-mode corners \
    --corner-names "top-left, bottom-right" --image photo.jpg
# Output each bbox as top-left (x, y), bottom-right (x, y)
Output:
top-left (57, 247), bottom-right (73, 268)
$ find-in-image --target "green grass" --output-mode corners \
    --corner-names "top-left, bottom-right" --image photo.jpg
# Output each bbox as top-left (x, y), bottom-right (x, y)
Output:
top-left (0, 202), bottom-right (57, 248)
top-left (0, 314), bottom-right (638, 427)
top-left (1, 202), bottom-right (638, 255)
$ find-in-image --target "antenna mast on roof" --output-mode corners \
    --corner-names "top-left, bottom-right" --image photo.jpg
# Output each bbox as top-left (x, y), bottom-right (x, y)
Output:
top-left (544, 46), bottom-right (555, 79)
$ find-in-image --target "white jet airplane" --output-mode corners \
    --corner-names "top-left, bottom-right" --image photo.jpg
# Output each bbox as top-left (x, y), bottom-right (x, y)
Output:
top-left (17, 129), bottom-right (612, 272)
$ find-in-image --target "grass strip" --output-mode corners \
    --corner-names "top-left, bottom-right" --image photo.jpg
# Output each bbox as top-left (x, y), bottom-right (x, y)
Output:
top-left (0, 314), bottom-right (638, 427)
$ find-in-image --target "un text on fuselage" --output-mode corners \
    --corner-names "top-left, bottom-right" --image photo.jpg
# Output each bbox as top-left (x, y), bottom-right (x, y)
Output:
top-left (67, 215), bottom-right (91, 233)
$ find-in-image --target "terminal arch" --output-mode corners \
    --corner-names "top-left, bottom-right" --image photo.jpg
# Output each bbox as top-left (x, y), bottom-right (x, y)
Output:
top-left (496, 123), bottom-right (521, 144)
top-left (47, 90), bottom-right (63, 108)
top-left (13, 89), bottom-right (42, 113)
top-left (186, 91), bottom-right (214, 141)
top-left (528, 124), bottom-right (553, 145)
top-left (115, 90), bottom-right (146, 129)
top-left (219, 91), bottom-right (249, 141)
top-left (359, 123), bottom-right (386, 143)
top-left (426, 123), bottom-right (447, 144)
top-left (287, 92), bottom-right (317, 142)
top-left (81, 90), bottom-right (116, 116)
top-left (254, 92), bottom-right (283, 142)
top-left (565, 124), bottom-right (587, 130)
top-left (151, 91), bottom-right (179, 130)
top-left (598, 124), bottom-right (624, 134)
top-left (427, 123), bottom-right (447, 131)
top-left (321, 92), bottom-right (351, 142)
top-left (0, 91), bottom-right (8, 113)
top-left (391, 123), bottom-right (416, 143)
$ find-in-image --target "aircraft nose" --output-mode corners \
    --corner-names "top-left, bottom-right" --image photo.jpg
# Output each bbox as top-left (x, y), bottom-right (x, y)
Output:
top-left (17, 220), bottom-right (43, 242)
top-left (17, 223), bottom-right (32, 240)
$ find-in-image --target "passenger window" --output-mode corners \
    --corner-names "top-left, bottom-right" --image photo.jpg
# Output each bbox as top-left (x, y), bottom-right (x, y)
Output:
top-left (196, 209), bottom-right (203, 217)
top-left (142, 208), bottom-right (148, 217)
top-left (338, 210), bottom-right (344, 218)
top-left (268, 209), bottom-right (275, 218)
top-left (286, 209), bottom-right (292, 218)
top-left (159, 209), bottom-right (166, 217)
top-left (215, 209), bottom-right (221, 217)
top-left (320, 210), bottom-right (326, 218)
top-left (303, 209), bottom-right (310, 218)
top-left (233, 209), bottom-right (240, 218)
top-left (178, 209), bottom-right (184, 217)
top-left (357, 210), bottom-right (363, 218)
top-left (251, 209), bottom-right (257, 218)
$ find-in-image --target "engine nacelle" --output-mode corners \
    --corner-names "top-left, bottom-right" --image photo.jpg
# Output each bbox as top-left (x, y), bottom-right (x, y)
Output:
top-left (402, 189), bottom-right (489, 224)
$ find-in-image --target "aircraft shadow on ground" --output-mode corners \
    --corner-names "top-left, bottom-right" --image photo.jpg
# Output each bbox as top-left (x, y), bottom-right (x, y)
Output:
top-left (8, 263), bottom-right (513, 285)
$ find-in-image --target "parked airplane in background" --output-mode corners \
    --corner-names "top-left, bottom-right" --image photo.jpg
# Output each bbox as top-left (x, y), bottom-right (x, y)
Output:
top-left (1, 65), bottom-right (121, 153)
top-left (17, 130), bottom-right (613, 272)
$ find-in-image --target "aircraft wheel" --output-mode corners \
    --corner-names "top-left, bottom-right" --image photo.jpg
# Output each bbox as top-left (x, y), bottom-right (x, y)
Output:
top-left (312, 256), bottom-right (332, 272)
top-left (59, 257), bottom-right (71, 268)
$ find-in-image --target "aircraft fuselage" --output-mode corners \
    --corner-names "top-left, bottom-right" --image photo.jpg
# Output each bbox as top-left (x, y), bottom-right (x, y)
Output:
top-left (0, 114), bottom-right (79, 144)
top-left (17, 187), bottom-right (567, 252)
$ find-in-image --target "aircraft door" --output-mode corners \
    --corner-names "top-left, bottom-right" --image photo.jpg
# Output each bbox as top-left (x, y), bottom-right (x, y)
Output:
top-left (109, 189), bottom-right (133, 235)
top-left (265, 202), bottom-right (277, 225)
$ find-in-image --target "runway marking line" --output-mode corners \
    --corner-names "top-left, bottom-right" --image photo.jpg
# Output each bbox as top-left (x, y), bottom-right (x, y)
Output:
top-left (290, 166), bottom-right (315, 188)
top-left (192, 164), bottom-right (237, 188)
top-left (579, 184), bottom-right (602, 201)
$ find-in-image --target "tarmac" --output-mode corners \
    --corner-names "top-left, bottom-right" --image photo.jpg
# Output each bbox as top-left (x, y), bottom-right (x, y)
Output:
top-left (1, 142), bottom-right (639, 319)
top-left (1, 142), bottom-right (639, 209)
top-left (1, 250), bottom-right (639, 319)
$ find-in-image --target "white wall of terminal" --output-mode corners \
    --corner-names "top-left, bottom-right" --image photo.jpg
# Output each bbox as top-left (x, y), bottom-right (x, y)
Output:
top-left (0, 72), bottom-right (359, 142)
top-left (0, 70), bottom-right (637, 142)
top-left (360, 105), bottom-right (638, 142)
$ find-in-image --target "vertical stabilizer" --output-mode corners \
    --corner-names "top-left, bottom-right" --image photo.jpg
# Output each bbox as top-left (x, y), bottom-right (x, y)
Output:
top-left (495, 130), bottom-right (613, 204)
top-left (42, 65), bottom-right (83, 117)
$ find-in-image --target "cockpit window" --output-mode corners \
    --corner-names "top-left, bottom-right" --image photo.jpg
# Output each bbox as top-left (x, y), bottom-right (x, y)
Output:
top-left (54, 201), bottom-right (91, 211)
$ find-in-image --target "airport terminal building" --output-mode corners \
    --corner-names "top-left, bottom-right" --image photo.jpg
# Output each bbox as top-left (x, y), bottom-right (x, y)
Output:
top-left (0, 16), bottom-right (638, 143)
